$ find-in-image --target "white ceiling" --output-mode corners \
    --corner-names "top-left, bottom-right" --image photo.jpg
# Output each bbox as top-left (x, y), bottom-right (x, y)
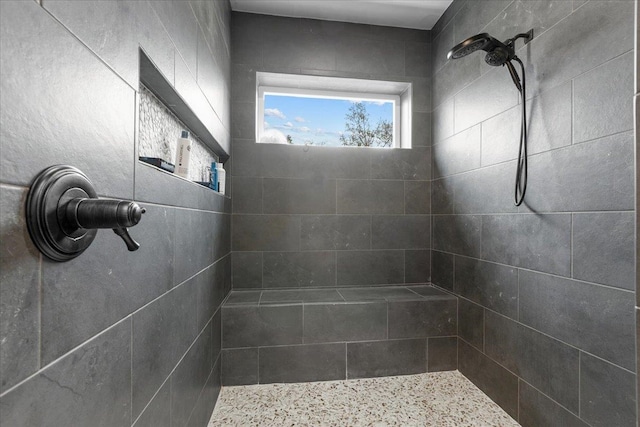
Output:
top-left (230, 0), bottom-right (454, 30)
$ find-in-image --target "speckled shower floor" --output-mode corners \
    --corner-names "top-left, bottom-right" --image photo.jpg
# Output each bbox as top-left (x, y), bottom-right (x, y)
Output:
top-left (208, 371), bottom-right (519, 426)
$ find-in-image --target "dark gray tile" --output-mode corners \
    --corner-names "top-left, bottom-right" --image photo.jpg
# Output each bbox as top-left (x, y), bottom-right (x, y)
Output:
top-left (518, 381), bottom-right (587, 427)
top-left (265, 32), bottom-right (336, 71)
top-left (231, 102), bottom-right (255, 139)
top-left (454, 256), bottom-right (518, 318)
top-left (432, 215), bottom-right (482, 257)
top-left (260, 289), bottom-right (343, 304)
top-left (432, 98), bottom-right (454, 144)
top-left (336, 250), bottom-right (404, 286)
top-left (231, 139), bottom-right (262, 177)
top-left (370, 147), bottom-right (431, 180)
top-left (481, 82), bottom-right (572, 166)
top-left (0, 320), bottom-right (131, 427)
top-left (299, 146), bottom-right (371, 180)
top-left (173, 208), bottom-right (214, 285)
top-left (431, 20), bottom-right (454, 74)
top-left (150, 0), bottom-right (198, 75)
top-left (371, 215), bottom-right (430, 249)
top-left (412, 77), bottom-right (432, 113)
top-left (336, 37), bottom-right (403, 76)
top-left (580, 353), bottom-right (636, 427)
top-left (428, 337), bottom-right (457, 372)
top-left (453, 162), bottom-right (519, 214)
top-left (405, 42), bottom-right (430, 77)
top-left (41, 205), bottom-right (175, 364)
top-left (133, 380), bottom-right (171, 427)
top-left (458, 339), bottom-right (519, 420)
top-left (412, 112), bottom-right (431, 147)
top-left (525, 134), bottom-right (634, 212)
top-left (519, 270), bottom-right (635, 371)
top-left (524, 0), bottom-right (634, 98)
top-left (405, 250), bottom-right (431, 284)
top-left (300, 215), bottom-right (370, 251)
top-left (186, 360), bottom-right (221, 427)
top-left (212, 309), bottom-right (222, 363)
top-left (222, 304), bottom-right (302, 348)
top-left (263, 178), bottom-right (336, 214)
top-left (197, 27), bottom-right (228, 126)
top-left (232, 252), bottom-right (262, 289)
top-left (433, 125), bottom-right (482, 179)
top-left (481, 214), bottom-right (571, 276)
top-left (263, 251), bottom-right (335, 288)
top-left (230, 63), bottom-right (256, 104)
top-left (388, 299), bottom-right (457, 338)
top-left (232, 215), bottom-right (300, 251)
top-left (304, 302), bottom-right (387, 343)
top-left (432, 53), bottom-right (482, 108)
top-left (44, 0), bottom-right (140, 87)
top-left (431, 251), bottom-right (454, 291)
top-left (221, 348), bottom-right (258, 386)
top-left (224, 291), bottom-right (261, 306)
top-left (485, 311), bottom-right (580, 412)
top-left (453, 0), bottom-right (513, 43)
top-left (404, 181), bottom-right (431, 214)
top-left (232, 176), bottom-right (263, 213)
top-left (0, 187), bottom-right (39, 393)
top-left (338, 286), bottom-right (423, 302)
top-left (196, 257), bottom-right (230, 331)
top-left (431, 177), bottom-right (454, 214)
top-left (453, 68), bottom-right (519, 134)
top-left (483, 0), bottom-right (572, 51)
top-left (337, 180), bottom-right (404, 214)
top-left (171, 324), bottom-right (212, 427)
top-left (573, 212), bottom-right (634, 291)
top-left (347, 339), bottom-right (426, 379)
top-left (0, 1), bottom-right (134, 198)
top-left (132, 281), bottom-right (198, 418)
top-left (260, 343), bottom-right (346, 384)
top-left (458, 298), bottom-right (484, 351)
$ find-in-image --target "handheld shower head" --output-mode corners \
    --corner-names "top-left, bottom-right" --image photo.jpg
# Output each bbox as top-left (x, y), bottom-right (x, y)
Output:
top-left (447, 33), bottom-right (514, 66)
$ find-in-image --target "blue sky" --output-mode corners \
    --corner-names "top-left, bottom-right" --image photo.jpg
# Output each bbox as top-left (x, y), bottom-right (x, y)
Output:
top-left (262, 94), bottom-right (393, 146)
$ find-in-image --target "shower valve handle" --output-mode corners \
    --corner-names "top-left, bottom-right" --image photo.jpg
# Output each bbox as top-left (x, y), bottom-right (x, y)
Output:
top-left (65, 198), bottom-right (146, 251)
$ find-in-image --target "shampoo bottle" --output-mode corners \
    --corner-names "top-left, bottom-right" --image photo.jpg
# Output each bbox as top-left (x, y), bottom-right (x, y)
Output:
top-left (175, 130), bottom-right (192, 178)
top-left (216, 162), bottom-right (226, 195)
top-left (210, 162), bottom-right (218, 190)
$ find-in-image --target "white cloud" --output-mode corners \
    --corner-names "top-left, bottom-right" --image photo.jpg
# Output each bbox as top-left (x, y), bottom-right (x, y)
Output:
top-left (315, 128), bottom-right (324, 135)
top-left (264, 121), bottom-right (270, 128)
top-left (264, 108), bottom-right (286, 119)
top-left (299, 126), bottom-right (311, 133)
top-left (294, 116), bottom-right (306, 123)
top-left (283, 122), bottom-right (293, 128)
top-left (260, 128), bottom-right (288, 144)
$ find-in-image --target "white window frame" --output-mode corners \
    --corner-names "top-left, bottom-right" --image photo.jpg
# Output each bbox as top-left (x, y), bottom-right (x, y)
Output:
top-left (256, 72), bottom-right (412, 149)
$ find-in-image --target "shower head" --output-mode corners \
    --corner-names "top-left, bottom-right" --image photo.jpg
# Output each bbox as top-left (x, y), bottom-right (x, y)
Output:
top-left (447, 33), bottom-right (514, 66)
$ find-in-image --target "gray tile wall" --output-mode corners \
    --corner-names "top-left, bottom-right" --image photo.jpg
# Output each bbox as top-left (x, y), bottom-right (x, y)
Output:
top-left (431, 1), bottom-right (637, 425)
top-left (230, 12), bottom-right (432, 289)
top-left (0, 1), bottom-right (231, 426)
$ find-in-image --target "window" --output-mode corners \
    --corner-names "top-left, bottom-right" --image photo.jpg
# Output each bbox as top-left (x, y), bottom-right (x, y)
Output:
top-left (256, 73), bottom-right (412, 149)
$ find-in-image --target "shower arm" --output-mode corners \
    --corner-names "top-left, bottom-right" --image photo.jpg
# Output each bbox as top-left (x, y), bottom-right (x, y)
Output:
top-left (504, 30), bottom-right (534, 50)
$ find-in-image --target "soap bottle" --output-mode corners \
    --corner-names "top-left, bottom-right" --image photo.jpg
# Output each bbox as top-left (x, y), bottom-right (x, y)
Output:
top-left (210, 162), bottom-right (218, 190)
top-left (175, 130), bottom-right (191, 178)
top-left (216, 162), bottom-right (226, 195)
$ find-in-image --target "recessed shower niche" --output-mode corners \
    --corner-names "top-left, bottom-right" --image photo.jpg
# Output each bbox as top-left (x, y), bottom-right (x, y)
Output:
top-left (137, 51), bottom-right (228, 192)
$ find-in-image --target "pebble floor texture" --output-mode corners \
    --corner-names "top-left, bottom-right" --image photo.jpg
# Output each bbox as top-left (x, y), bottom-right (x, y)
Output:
top-left (208, 371), bottom-right (520, 426)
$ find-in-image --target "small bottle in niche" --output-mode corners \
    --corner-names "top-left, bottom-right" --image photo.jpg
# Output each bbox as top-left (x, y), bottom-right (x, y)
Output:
top-left (210, 162), bottom-right (218, 191)
top-left (175, 130), bottom-right (191, 178)
top-left (216, 162), bottom-right (226, 195)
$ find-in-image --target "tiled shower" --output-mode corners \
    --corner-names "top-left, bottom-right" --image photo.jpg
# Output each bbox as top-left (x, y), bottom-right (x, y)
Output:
top-left (0, 1), bottom-right (637, 426)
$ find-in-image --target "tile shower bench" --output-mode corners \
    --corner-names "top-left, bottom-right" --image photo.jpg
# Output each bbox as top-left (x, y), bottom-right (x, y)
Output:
top-left (221, 285), bottom-right (458, 385)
